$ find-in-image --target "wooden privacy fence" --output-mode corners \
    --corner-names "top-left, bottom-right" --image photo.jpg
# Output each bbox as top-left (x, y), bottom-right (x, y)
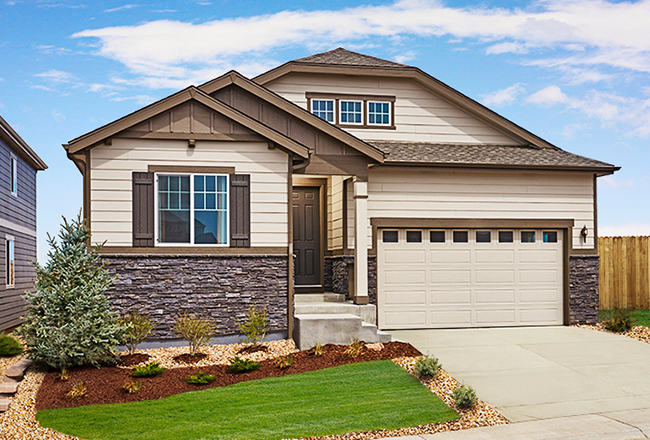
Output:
top-left (599, 236), bottom-right (650, 309)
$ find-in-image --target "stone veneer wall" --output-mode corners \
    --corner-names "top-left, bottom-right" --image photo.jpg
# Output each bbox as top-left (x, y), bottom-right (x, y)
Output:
top-left (103, 255), bottom-right (288, 339)
top-left (569, 254), bottom-right (599, 325)
top-left (323, 256), bottom-right (377, 305)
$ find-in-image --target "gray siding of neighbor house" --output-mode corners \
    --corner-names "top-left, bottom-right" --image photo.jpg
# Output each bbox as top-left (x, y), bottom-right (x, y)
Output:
top-left (0, 138), bottom-right (38, 331)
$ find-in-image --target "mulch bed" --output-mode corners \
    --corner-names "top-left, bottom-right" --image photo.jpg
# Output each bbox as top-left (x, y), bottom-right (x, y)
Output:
top-left (36, 342), bottom-right (420, 411)
top-left (119, 353), bottom-right (150, 366)
top-left (173, 353), bottom-right (207, 364)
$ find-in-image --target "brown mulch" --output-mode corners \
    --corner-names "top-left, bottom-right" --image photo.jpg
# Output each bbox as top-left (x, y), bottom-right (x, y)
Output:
top-left (119, 353), bottom-right (150, 366)
top-left (237, 344), bottom-right (268, 354)
top-left (36, 342), bottom-right (420, 411)
top-left (173, 353), bottom-right (207, 364)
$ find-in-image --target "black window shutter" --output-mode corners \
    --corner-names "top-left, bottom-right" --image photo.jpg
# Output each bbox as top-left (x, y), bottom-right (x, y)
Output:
top-left (132, 172), bottom-right (155, 247)
top-left (230, 174), bottom-right (250, 248)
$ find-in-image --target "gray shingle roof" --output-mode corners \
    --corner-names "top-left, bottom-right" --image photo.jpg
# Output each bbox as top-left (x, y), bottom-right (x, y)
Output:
top-left (369, 142), bottom-right (617, 170)
top-left (293, 47), bottom-right (407, 68)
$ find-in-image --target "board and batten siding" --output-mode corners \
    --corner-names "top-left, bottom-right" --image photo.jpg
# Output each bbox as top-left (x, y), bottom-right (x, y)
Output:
top-left (346, 168), bottom-right (595, 251)
top-left (265, 73), bottom-right (521, 145)
top-left (90, 138), bottom-right (289, 247)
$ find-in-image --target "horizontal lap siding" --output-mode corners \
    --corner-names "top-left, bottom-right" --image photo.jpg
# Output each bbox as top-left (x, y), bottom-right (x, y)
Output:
top-left (0, 139), bottom-right (37, 230)
top-left (90, 139), bottom-right (289, 247)
top-left (330, 176), bottom-right (345, 251)
top-left (266, 74), bottom-right (521, 145)
top-left (0, 226), bottom-right (36, 330)
top-left (367, 168), bottom-right (594, 251)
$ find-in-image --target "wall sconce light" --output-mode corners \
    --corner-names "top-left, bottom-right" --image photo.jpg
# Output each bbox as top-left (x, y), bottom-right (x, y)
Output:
top-left (581, 225), bottom-right (588, 242)
top-left (188, 139), bottom-right (196, 148)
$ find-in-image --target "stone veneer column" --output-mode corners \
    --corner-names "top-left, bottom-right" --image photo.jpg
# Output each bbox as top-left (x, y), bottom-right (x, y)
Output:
top-left (569, 254), bottom-right (600, 324)
top-left (353, 179), bottom-right (369, 305)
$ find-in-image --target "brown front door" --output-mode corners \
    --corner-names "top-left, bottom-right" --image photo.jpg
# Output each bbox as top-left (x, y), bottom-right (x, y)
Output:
top-left (293, 187), bottom-right (321, 286)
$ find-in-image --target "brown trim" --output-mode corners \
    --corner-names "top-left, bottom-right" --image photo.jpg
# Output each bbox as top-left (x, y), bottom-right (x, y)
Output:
top-left (287, 156), bottom-right (294, 337)
top-left (98, 246), bottom-right (288, 255)
top-left (115, 131), bottom-right (266, 142)
top-left (295, 286), bottom-right (325, 294)
top-left (83, 150), bottom-right (91, 233)
top-left (148, 165), bottom-right (236, 174)
top-left (342, 177), bottom-right (349, 252)
top-left (593, 173), bottom-right (598, 254)
top-left (570, 248), bottom-right (598, 255)
top-left (563, 228), bottom-right (571, 325)
top-left (292, 177), bottom-right (327, 288)
top-left (306, 92), bottom-right (396, 102)
top-left (379, 161), bottom-right (620, 175)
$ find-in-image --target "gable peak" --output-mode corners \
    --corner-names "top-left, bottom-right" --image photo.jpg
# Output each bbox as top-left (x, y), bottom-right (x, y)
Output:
top-left (292, 47), bottom-right (408, 68)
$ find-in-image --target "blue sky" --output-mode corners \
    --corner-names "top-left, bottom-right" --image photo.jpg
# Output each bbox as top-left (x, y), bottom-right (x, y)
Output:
top-left (1, 0), bottom-right (648, 262)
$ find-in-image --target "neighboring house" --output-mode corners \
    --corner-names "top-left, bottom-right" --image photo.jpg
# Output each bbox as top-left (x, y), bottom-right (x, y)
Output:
top-left (0, 115), bottom-right (47, 331)
top-left (64, 48), bottom-right (618, 340)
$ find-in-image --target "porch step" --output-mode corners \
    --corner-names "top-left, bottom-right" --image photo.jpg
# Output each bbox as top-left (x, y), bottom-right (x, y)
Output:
top-left (293, 314), bottom-right (391, 350)
top-left (0, 382), bottom-right (19, 394)
top-left (294, 293), bottom-right (346, 303)
top-left (294, 302), bottom-right (377, 325)
top-left (0, 398), bottom-right (10, 412)
top-left (5, 358), bottom-right (32, 381)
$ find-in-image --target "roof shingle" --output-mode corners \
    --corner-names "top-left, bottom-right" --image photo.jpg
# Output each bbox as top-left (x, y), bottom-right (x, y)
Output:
top-left (370, 142), bottom-right (617, 170)
top-left (293, 47), bottom-right (407, 68)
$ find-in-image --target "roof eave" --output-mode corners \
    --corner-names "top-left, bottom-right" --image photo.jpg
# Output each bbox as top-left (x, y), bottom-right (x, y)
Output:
top-left (380, 161), bottom-right (621, 175)
top-left (0, 115), bottom-right (47, 170)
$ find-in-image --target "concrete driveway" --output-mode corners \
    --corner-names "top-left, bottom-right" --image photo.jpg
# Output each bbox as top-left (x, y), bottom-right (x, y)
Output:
top-left (389, 326), bottom-right (650, 422)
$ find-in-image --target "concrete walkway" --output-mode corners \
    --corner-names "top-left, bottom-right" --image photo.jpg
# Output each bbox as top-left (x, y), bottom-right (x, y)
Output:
top-left (379, 408), bottom-right (650, 439)
top-left (389, 326), bottom-right (650, 422)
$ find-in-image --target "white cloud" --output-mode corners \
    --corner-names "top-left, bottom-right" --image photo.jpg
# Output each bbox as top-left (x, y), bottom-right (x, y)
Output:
top-left (599, 175), bottom-right (634, 188)
top-left (527, 85), bottom-right (569, 106)
top-left (599, 224), bottom-right (650, 237)
top-left (482, 83), bottom-right (526, 107)
top-left (51, 110), bottom-right (66, 122)
top-left (393, 50), bottom-right (416, 64)
top-left (30, 84), bottom-right (55, 92)
top-left (105, 4), bottom-right (139, 13)
top-left (109, 94), bottom-right (156, 106)
top-left (35, 69), bottom-right (77, 83)
top-left (35, 44), bottom-right (72, 56)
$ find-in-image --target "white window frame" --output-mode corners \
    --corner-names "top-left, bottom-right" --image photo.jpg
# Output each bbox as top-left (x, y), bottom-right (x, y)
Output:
top-left (310, 99), bottom-right (335, 123)
top-left (6, 236), bottom-right (14, 287)
top-left (10, 156), bottom-right (17, 197)
top-left (154, 173), bottom-right (230, 247)
top-left (367, 101), bottom-right (391, 126)
top-left (339, 100), bottom-right (364, 125)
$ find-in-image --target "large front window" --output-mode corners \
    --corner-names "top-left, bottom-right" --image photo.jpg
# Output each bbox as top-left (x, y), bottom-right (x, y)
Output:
top-left (157, 174), bottom-right (228, 245)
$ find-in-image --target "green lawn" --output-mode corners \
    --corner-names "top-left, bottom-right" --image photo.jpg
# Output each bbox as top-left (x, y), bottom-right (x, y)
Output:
top-left (599, 309), bottom-right (650, 327)
top-left (37, 360), bottom-right (459, 440)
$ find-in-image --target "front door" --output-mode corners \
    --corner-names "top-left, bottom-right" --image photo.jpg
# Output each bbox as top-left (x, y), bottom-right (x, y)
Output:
top-left (293, 187), bottom-right (321, 286)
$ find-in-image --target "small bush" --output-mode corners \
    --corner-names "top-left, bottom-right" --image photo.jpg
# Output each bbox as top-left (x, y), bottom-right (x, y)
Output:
top-left (451, 384), bottom-right (477, 409)
top-left (66, 381), bottom-right (86, 400)
top-left (311, 343), bottom-right (323, 356)
top-left (0, 335), bottom-right (23, 357)
top-left (274, 355), bottom-right (293, 369)
top-left (228, 356), bottom-right (260, 373)
top-left (415, 355), bottom-right (441, 378)
top-left (122, 380), bottom-right (142, 394)
top-left (603, 308), bottom-right (633, 333)
top-left (236, 303), bottom-right (269, 346)
top-left (344, 339), bottom-right (363, 358)
top-left (58, 369), bottom-right (69, 382)
top-left (119, 310), bottom-right (153, 355)
top-left (186, 372), bottom-right (217, 385)
top-left (132, 362), bottom-right (165, 377)
top-left (174, 312), bottom-right (216, 356)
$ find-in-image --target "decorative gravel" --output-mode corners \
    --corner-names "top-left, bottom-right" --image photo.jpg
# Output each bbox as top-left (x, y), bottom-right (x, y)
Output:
top-left (576, 323), bottom-right (650, 344)
top-left (289, 356), bottom-right (507, 440)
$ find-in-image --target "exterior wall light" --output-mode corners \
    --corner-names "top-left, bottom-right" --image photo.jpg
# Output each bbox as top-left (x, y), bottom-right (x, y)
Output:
top-left (581, 225), bottom-right (588, 242)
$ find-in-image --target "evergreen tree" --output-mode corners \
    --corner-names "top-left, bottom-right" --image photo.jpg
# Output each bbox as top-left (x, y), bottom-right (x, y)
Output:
top-left (16, 214), bottom-right (127, 370)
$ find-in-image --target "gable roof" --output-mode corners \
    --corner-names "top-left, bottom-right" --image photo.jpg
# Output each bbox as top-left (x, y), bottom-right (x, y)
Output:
top-left (255, 48), bottom-right (563, 151)
top-left (371, 141), bottom-right (619, 174)
top-left (0, 115), bottom-right (47, 171)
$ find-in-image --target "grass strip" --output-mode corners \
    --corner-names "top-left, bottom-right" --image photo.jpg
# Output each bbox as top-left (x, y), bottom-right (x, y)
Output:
top-left (37, 360), bottom-right (458, 440)
top-left (599, 309), bottom-right (650, 328)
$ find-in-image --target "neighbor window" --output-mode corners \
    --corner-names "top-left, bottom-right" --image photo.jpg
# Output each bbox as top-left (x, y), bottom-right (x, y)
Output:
top-left (10, 157), bottom-right (17, 196)
top-left (157, 174), bottom-right (228, 245)
top-left (368, 101), bottom-right (391, 125)
top-left (340, 101), bottom-right (363, 124)
top-left (311, 99), bottom-right (334, 123)
top-left (6, 238), bottom-right (14, 287)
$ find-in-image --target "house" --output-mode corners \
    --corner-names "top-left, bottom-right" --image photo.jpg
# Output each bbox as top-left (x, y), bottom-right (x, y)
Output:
top-left (64, 48), bottom-right (618, 343)
top-left (0, 115), bottom-right (47, 331)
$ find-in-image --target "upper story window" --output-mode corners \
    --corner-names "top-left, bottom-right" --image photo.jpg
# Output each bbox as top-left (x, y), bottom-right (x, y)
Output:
top-left (340, 100), bottom-right (363, 125)
top-left (311, 99), bottom-right (334, 123)
top-left (10, 156), bottom-right (17, 196)
top-left (156, 174), bottom-right (229, 245)
top-left (307, 93), bottom-right (395, 129)
top-left (6, 238), bottom-right (14, 287)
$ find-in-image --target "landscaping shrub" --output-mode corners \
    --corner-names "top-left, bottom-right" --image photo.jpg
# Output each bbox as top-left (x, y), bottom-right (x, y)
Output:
top-left (0, 334), bottom-right (23, 357)
top-left (274, 355), bottom-right (293, 369)
top-left (310, 342), bottom-right (323, 356)
top-left (119, 310), bottom-right (153, 355)
top-left (451, 384), bottom-right (477, 408)
top-left (122, 381), bottom-right (142, 394)
top-left (603, 308), bottom-right (633, 333)
top-left (414, 355), bottom-right (441, 378)
top-left (66, 381), bottom-right (86, 400)
top-left (345, 339), bottom-right (363, 358)
top-left (15, 214), bottom-right (128, 370)
top-left (236, 303), bottom-right (269, 346)
top-left (228, 356), bottom-right (260, 373)
top-left (132, 362), bottom-right (166, 378)
top-left (173, 312), bottom-right (216, 356)
top-left (58, 369), bottom-right (69, 382)
top-left (185, 372), bottom-right (217, 385)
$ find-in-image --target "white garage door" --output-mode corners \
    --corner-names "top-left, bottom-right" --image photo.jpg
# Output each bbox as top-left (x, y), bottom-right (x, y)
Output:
top-left (378, 228), bottom-right (564, 329)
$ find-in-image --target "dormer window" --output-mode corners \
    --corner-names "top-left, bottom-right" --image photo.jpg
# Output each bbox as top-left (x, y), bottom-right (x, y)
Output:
top-left (307, 93), bottom-right (395, 130)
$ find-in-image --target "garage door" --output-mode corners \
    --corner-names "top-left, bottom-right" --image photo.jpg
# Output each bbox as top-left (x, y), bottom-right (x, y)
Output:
top-left (378, 228), bottom-right (564, 329)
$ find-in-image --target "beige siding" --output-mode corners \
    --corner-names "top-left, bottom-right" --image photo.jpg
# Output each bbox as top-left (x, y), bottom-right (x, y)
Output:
top-left (266, 73), bottom-right (521, 145)
top-left (90, 138), bottom-right (288, 247)
top-left (365, 168), bottom-right (594, 251)
top-left (329, 175), bottom-right (345, 251)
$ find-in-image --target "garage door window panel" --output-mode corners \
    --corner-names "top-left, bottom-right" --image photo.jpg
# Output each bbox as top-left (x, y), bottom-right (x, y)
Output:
top-left (543, 231), bottom-right (558, 243)
top-left (521, 231), bottom-right (536, 243)
top-left (430, 231), bottom-right (445, 243)
top-left (453, 231), bottom-right (469, 243)
top-left (406, 231), bottom-right (422, 243)
top-left (382, 230), bottom-right (399, 243)
top-left (476, 231), bottom-right (491, 243)
top-left (498, 231), bottom-right (514, 243)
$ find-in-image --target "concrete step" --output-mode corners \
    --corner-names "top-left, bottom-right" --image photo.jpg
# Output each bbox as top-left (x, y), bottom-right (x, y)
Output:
top-left (293, 313), bottom-right (392, 350)
top-left (295, 301), bottom-right (377, 325)
top-left (5, 358), bottom-right (32, 381)
top-left (0, 382), bottom-right (19, 394)
top-left (294, 293), bottom-right (346, 303)
top-left (0, 398), bottom-right (11, 412)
